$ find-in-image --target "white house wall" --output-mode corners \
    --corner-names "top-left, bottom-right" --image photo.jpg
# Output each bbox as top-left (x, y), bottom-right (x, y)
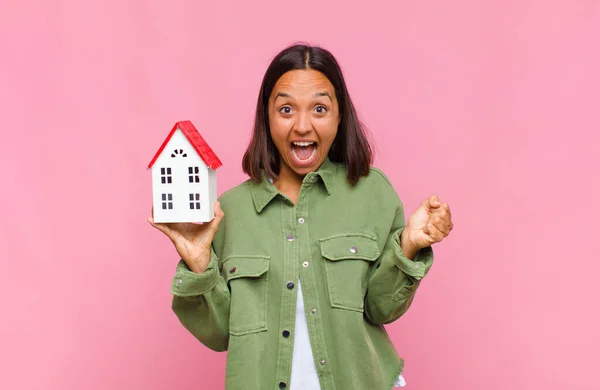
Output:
top-left (151, 129), bottom-right (216, 223)
top-left (198, 164), bottom-right (214, 222)
top-left (208, 169), bottom-right (217, 217)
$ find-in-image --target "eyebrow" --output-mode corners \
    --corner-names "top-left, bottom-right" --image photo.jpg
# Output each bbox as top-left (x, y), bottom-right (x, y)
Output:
top-left (314, 92), bottom-right (332, 100)
top-left (274, 91), bottom-right (332, 101)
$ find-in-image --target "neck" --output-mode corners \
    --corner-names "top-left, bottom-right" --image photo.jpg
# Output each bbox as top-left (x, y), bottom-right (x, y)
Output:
top-left (273, 164), bottom-right (303, 204)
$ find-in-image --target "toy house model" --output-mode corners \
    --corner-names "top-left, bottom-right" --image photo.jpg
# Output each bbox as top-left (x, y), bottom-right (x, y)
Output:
top-left (148, 120), bottom-right (222, 223)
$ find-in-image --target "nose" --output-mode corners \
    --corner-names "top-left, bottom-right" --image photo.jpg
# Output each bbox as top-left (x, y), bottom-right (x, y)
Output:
top-left (293, 111), bottom-right (313, 135)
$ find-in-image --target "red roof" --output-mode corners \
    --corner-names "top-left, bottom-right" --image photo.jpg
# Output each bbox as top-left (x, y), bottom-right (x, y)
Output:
top-left (147, 120), bottom-right (223, 170)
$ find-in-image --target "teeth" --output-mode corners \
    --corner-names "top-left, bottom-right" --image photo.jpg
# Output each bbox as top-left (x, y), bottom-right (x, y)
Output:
top-left (292, 141), bottom-right (315, 147)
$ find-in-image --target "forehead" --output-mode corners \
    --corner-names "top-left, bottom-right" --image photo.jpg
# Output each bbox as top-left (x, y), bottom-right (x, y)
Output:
top-left (272, 69), bottom-right (335, 96)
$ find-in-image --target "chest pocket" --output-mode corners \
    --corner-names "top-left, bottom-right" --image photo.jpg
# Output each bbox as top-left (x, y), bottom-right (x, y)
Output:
top-left (319, 233), bottom-right (380, 312)
top-left (222, 255), bottom-right (270, 336)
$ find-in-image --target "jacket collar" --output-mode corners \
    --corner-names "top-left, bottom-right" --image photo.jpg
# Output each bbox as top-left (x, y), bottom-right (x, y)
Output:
top-left (250, 157), bottom-right (337, 213)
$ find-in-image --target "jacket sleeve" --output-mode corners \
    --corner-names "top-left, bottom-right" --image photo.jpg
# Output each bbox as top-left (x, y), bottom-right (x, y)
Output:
top-left (364, 194), bottom-right (434, 325)
top-left (170, 246), bottom-right (231, 352)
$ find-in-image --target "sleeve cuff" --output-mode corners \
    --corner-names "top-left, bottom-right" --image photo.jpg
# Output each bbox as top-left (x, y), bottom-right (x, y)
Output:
top-left (391, 228), bottom-right (434, 280)
top-left (170, 250), bottom-right (222, 297)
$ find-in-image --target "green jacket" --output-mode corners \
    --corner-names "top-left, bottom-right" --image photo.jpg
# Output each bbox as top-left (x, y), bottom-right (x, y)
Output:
top-left (170, 158), bottom-right (434, 390)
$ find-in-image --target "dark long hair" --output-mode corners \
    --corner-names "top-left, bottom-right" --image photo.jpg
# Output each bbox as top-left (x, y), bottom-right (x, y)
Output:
top-left (242, 43), bottom-right (372, 185)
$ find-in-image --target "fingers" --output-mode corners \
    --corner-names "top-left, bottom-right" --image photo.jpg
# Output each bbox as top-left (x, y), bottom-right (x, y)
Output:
top-left (430, 214), bottom-right (451, 235)
top-left (423, 195), bottom-right (441, 211)
top-left (442, 202), bottom-right (451, 219)
top-left (429, 203), bottom-right (452, 227)
top-left (427, 203), bottom-right (453, 244)
top-left (426, 221), bottom-right (446, 243)
top-left (147, 216), bottom-right (174, 239)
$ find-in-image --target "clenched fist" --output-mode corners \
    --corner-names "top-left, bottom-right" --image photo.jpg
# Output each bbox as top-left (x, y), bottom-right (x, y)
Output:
top-left (401, 195), bottom-right (453, 259)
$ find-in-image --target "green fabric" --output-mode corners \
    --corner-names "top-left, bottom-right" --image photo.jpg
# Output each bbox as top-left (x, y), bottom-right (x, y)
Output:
top-left (170, 157), bottom-right (434, 390)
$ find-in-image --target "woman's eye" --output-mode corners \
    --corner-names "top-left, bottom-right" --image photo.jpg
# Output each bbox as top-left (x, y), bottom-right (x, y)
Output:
top-left (280, 106), bottom-right (292, 114)
top-left (315, 106), bottom-right (327, 113)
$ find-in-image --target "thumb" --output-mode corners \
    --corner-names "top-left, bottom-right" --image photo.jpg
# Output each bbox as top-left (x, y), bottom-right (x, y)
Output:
top-left (206, 201), bottom-right (225, 234)
top-left (423, 195), bottom-right (440, 210)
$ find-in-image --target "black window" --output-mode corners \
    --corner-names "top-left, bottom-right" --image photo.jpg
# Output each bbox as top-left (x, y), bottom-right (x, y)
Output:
top-left (189, 193), bottom-right (200, 209)
top-left (188, 166), bottom-right (200, 183)
top-left (160, 167), bottom-right (172, 184)
top-left (161, 193), bottom-right (173, 210)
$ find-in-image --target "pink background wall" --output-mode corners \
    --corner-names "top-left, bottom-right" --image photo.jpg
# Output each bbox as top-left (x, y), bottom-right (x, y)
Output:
top-left (1, 1), bottom-right (598, 389)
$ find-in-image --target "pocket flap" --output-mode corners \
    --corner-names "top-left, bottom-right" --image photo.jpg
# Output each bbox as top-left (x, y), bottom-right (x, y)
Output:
top-left (222, 255), bottom-right (270, 282)
top-left (319, 234), bottom-right (380, 261)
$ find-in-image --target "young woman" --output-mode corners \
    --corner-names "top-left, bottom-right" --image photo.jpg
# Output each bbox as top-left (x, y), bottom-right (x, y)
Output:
top-left (149, 43), bottom-right (453, 390)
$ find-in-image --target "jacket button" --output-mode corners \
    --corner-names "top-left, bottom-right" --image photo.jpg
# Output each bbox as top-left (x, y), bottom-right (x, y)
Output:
top-left (287, 281), bottom-right (295, 290)
top-left (350, 246), bottom-right (358, 254)
top-left (286, 234), bottom-right (295, 241)
top-left (282, 330), bottom-right (290, 338)
top-left (279, 382), bottom-right (287, 389)
top-left (229, 267), bottom-right (237, 273)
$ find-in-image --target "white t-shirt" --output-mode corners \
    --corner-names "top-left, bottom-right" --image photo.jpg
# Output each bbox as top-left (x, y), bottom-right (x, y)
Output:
top-left (289, 279), bottom-right (406, 389)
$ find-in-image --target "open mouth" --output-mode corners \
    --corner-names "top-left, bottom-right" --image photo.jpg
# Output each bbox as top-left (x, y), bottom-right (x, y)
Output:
top-left (290, 141), bottom-right (318, 166)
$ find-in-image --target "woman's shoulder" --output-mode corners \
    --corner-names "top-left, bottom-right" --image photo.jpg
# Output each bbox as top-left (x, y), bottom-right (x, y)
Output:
top-left (216, 177), bottom-right (278, 217)
top-left (328, 159), bottom-right (394, 187)
top-left (347, 165), bottom-right (402, 205)
top-left (327, 163), bottom-right (402, 206)
top-left (217, 179), bottom-right (255, 208)
top-left (341, 165), bottom-right (396, 194)
top-left (366, 166), bottom-right (395, 188)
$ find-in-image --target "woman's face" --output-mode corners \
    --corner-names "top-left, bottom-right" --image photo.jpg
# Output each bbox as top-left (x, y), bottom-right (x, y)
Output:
top-left (268, 69), bottom-right (340, 178)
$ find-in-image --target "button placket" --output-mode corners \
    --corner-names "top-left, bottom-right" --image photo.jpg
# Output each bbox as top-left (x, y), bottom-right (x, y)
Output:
top-left (295, 189), bottom-right (333, 384)
top-left (275, 203), bottom-right (299, 387)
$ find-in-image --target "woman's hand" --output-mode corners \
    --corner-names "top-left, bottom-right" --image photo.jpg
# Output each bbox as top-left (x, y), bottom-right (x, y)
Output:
top-left (147, 202), bottom-right (225, 274)
top-left (401, 195), bottom-right (453, 259)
